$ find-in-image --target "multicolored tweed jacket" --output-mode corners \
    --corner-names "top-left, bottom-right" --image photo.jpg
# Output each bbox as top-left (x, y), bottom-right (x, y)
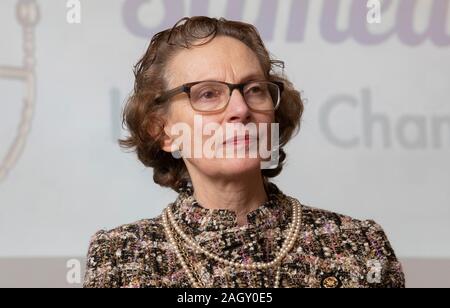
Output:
top-left (83, 182), bottom-right (405, 288)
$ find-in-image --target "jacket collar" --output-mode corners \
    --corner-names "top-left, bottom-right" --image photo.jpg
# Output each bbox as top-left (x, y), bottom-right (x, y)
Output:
top-left (170, 182), bottom-right (292, 235)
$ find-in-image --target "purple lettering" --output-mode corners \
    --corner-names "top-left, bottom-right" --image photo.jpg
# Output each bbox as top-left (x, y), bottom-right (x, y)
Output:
top-left (121, 0), bottom-right (450, 47)
top-left (397, 0), bottom-right (450, 46)
top-left (122, 0), bottom-right (184, 38)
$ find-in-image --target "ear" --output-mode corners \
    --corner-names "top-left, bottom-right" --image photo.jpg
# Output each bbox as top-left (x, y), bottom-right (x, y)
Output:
top-left (161, 123), bottom-right (177, 153)
top-left (146, 120), bottom-right (176, 153)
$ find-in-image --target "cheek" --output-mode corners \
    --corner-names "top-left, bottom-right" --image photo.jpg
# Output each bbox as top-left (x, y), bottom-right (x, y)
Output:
top-left (167, 100), bottom-right (192, 123)
top-left (165, 102), bottom-right (195, 134)
top-left (254, 113), bottom-right (277, 150)
top-left (258, 112), bottom-right (275, 123)
top-left (170, 111), bottom-right (222, 155)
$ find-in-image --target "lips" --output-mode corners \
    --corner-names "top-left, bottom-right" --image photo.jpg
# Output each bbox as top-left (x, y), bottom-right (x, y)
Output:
top-left (223, 133), bottom-right (256, 145)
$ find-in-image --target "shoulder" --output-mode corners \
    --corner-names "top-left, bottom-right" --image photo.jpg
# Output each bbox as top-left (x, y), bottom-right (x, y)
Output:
top-left (301, 203), bottom-right (384, 233)
top-left (89, 215), bottom-right (165, 245)
top-left (300, 203), bottom-right (405, 287)
top-left (86, 214), bottom-right (166, 257)
top-left (83, 215), bottom-right (166, 288)
top-left (300, 203), bottom-right (395, 254)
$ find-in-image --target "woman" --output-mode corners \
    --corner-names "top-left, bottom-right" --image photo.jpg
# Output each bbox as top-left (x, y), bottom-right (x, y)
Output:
top-left (83, 16), bottom-right (405, 288)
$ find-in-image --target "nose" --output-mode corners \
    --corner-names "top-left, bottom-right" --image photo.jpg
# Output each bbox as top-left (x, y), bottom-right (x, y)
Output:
top-left (224, 88), bottom-right (251, 123)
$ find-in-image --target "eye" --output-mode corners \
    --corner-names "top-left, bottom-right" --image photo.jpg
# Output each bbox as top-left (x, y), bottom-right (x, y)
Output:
top-left (246, 84), bottom-right (266, 95)
top-left (249, 86), bottom-right (263, 93)
top-left (200, 89), bottom-right (220, 99)
top-left (194, 84), bottom-right (225, 102)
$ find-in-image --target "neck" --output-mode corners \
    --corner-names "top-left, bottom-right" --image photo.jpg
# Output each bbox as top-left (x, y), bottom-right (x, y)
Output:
top-left (188, 170), bottom-right (268, 226)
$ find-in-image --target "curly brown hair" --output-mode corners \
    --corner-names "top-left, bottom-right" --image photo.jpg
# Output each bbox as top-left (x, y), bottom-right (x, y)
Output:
top-left (119, 16), bottom-right (304, 192)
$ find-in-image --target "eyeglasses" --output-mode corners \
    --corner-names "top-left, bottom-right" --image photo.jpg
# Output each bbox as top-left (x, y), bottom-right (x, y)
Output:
top-left (155, 80), bottom-right (284, 112)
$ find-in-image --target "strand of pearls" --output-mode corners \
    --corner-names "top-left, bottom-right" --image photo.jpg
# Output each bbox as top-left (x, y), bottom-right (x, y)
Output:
top-left (273, 266), bottom-right (281, 288)
top-left (162, 210), bottom-right (201, 288)
top-left (167, 196), bottom-right (302, 270)
top-left (162, 196), bottom-right (302, 287)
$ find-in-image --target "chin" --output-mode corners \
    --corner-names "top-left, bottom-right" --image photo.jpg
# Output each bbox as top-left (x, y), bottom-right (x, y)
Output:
top-left (188, 157), bottom-right (263, 179)
top-left (216, 157), bottom-right (262, 177)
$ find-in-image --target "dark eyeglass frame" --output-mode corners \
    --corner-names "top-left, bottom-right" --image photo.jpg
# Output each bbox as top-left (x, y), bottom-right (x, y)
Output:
top-left (154, 80), bottom-right (284, 113)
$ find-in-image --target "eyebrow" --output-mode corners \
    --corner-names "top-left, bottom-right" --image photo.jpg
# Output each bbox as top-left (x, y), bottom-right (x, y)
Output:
top-left (240, 73), bottom-right (266, 82)
top-left (192, 72), bottom-right (266, 84)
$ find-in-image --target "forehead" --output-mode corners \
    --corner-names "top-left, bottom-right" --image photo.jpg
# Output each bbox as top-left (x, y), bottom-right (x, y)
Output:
top-left (166, 35), bottom-right (265, 87)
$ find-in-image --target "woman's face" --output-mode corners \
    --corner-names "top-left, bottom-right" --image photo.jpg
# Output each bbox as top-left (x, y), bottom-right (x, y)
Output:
top-left (161, 35), bottom-right (275, 180)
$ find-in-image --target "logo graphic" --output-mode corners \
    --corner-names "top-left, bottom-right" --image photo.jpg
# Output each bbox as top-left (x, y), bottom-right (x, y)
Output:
top-left (0, 0), bottom-right (39, 182)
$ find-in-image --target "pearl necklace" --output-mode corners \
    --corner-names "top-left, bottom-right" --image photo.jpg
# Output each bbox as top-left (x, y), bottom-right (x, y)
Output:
top-left (162, 196), bottom-right (302, 288)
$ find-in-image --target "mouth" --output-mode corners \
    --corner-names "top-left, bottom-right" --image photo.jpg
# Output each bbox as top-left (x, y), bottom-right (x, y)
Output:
top-left (223, 133), bottom-right (256, 145)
